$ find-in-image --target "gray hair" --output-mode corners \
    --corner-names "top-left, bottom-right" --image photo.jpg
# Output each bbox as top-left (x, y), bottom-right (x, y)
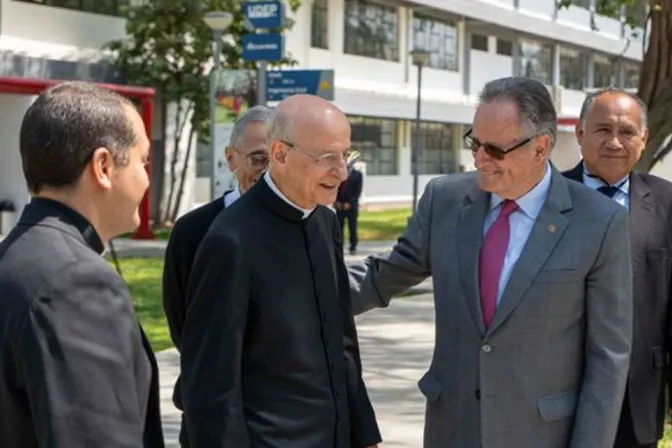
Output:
top-left (479, 77), bottom-right (558, 149)
top-left (578, 87), bottom-right (647, 129)
top-left (228, 105), bottom-right (274, 149)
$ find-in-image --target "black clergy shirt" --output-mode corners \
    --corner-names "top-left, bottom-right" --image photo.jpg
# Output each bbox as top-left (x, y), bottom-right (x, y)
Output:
top-left (179, 177), bottom-right (382, 448)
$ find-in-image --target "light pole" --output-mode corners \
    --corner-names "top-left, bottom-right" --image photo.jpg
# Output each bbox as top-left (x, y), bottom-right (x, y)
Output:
top-left (410, 49), bottom-right (430, 214)
top-left (204, 11), bottom-right (233, 201)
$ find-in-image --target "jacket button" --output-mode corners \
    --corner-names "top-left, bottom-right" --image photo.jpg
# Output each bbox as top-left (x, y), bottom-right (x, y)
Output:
top-left (482, 343), bottom-right (492, 353)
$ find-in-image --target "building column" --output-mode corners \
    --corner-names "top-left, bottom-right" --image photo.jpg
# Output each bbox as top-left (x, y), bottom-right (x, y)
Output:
top-left (461, 21), bottom-right (471, 96)
top-left (552, 43), bottom-right (561, 86)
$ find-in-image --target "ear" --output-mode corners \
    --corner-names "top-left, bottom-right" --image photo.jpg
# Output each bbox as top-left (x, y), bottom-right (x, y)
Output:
top-left (642, 127), bottom-right (650, 145)
top-left (535, 135), bottom-right (551, 161)
top-left (90, 147), bottom-right (114, 190)
top-left (574, 123), bottom-right (584, 145)
top-left (225, 146), bottom-right (236, 171)
top-left (270, 140), bottom-right (287, 165)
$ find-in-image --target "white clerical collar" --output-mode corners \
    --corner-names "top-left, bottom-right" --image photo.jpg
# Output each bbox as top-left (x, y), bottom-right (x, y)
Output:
top-left (223, 186), bottom-right (240, 208)
top-left (263, 171), bottom-right (315, 219)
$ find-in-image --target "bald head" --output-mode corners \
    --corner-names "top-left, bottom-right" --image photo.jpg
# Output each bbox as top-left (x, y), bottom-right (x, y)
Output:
top-left (268, 94), bottom-right (349, 145)
top-left (266, 94), bottom-right (352, 210)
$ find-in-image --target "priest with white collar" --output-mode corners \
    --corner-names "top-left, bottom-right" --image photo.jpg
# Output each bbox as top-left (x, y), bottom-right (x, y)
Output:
top-left (179, 94), bottom-right (382, 448)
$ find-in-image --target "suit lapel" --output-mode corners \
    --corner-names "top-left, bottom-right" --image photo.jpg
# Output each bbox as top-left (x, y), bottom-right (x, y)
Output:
top-left (487, 169), bottom-right (573, 335)
top-left (628, 172), bottom-right (653, 275)
top-left (457, 187), bottom-right (490, 335)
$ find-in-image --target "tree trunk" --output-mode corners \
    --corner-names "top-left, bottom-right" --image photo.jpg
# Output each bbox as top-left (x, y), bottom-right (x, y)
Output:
top-left (162, 101), bottom-right (193, 224)
top-left (635, 0), bottom-right (672, 172)
top-left (162, 100), bottom-right (184, 224)
top-left (170, 125), bottom-right (197, 222)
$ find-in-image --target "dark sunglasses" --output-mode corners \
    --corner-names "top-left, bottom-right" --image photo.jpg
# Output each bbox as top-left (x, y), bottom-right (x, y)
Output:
top-left (463, 129), bottom-right (536, 160)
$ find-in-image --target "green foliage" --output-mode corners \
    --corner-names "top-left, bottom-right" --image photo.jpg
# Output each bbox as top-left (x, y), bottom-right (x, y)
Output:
top-left (104, 0), bottom-right (303, 136)
top-left (556, 0), bottom-right (650, 30)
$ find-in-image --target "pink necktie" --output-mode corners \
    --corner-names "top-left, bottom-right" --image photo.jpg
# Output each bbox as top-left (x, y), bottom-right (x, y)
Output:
top-left (479, 200), bottom-right (519, 329)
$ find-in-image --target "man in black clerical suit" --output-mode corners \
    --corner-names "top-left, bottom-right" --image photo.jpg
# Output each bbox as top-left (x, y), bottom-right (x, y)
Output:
top-left (564, 87), bottom-right (672, 448)
top-left (162, 105), bottom-right (272, 446)
top-left (0, 82), bottom-right (164, 447)
top-left (180, 94), bottom-right (382, 447)
top-left (335, 164), bottom-right (363, 254)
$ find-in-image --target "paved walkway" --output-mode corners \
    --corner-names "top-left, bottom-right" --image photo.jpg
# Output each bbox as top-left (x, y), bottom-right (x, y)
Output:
top-left (157, 293), bottom-right (436, 447)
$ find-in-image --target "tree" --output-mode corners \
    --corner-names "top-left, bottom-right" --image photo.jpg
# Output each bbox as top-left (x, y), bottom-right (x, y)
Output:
top-left (557, 0), bottom-right (672, 172)
top-left (105, 0), bottom-right (302, 224)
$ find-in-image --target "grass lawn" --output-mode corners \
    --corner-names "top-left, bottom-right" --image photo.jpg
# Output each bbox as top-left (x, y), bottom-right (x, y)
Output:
top-left (114, 258), bottom-right (173, 352)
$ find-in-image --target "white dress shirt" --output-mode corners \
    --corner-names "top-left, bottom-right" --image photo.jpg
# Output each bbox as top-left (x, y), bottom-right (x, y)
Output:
top-left (582, 163), bottom-right (630, 210)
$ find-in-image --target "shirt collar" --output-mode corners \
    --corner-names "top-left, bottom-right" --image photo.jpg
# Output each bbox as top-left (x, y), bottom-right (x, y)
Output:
top-left (582, 163), bottom-right (630, 195)
top-left (30, 197), bottom-right (105, 254)
top-left (263, 171), bottom-right (315, 219)
top-left (223, 186), bottom-right (240, 208)
top-left (489, 162), bottom-right (552, 220)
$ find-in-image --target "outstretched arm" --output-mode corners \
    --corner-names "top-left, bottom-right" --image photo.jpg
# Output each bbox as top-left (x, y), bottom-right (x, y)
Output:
top-left (349, 179), bottom-right (435, 315)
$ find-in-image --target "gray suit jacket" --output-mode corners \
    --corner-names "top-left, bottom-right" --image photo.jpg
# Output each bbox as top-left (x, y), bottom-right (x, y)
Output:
top-left (350, 168), bottom-right (633, 448)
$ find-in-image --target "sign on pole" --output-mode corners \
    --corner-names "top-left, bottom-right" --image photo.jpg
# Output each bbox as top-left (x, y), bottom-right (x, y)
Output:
top-left (243, 0), bottom-right (285, 29)
top-left (242, 34), bottom-right (285, 62)
top-left (266, 70), bottom-right (335, 102)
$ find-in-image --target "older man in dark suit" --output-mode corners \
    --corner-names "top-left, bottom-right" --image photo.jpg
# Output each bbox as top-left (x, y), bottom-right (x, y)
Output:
top-left (564, 87), bottom-right (672, 448)
top-left (0, 82), bottom-right (164, 447)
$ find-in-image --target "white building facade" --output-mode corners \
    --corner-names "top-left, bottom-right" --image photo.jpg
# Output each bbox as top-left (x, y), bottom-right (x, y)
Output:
top-left (0, 0), bottom-right (651, 224)
top-left (257, 0), bottom-right (645, 206)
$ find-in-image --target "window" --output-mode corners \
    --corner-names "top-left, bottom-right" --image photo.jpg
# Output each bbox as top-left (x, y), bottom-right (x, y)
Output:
top-left (518, 39), bottom-right (552, 84)
top-left (471, 34), bottom-right (488, 51)
top-left (559, 46), bottom-right (587, 90)
top-left (311, 0), bottom-right (329, 49)
top-left (349, 116), bottom-right (398, 175)
top-left (412, 14), bottom-right (458, 71)
top-left (622, 60), bottom-right (640, 89)
top-left (344, 0), bottom-right (399, 61)
top-left (411, 122), bottom-right (456, 175)
top-left (570, 0), bottom-right (590, 8)
top-left (593, 54), bottom-right (614, 87)
top-left (496, 39), bottom-right (513, 56)
top-left (15, 0), bottom-right (128, 16)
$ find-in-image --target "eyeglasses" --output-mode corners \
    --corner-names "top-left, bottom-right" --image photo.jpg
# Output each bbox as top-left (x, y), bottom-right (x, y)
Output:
top-left (281, 140), bottom-right (360, 168)
top-left (245, 152), bottom-right (269, 169)
top-left (233, 149), bottom-right (269, 169)
top-left (463, 129), bottom-right (536, 160)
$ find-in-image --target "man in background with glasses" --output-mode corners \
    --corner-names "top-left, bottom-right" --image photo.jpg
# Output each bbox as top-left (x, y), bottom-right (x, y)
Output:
top-left (162, 105), bottom-right (272, 447)
top-left (349, 76), bottom-right (633, 447)
top-left (180, 93), bottom-right (381, 448)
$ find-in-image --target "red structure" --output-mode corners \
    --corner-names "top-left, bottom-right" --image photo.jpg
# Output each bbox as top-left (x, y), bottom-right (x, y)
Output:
top-left (0, 75), bottom-right (155, 239)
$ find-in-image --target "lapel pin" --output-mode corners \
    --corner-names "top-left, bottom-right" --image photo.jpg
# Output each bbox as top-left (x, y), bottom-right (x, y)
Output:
top-left (548, 224), bottom-right (556, 233)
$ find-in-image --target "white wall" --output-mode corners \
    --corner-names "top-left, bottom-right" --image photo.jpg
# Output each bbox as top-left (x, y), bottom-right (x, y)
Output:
top-left (0, 94), bottom-right (33, 231)
top-left (0, 0), bottom-right (126, 59)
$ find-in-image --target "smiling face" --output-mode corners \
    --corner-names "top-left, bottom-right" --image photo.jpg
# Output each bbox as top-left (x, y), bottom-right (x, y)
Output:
top-left (269, 110), bottom-right (350, 208)
top-left (576, 92), bottom-right (648, 184)
top-left (471, 99), bottom-right (550, 200)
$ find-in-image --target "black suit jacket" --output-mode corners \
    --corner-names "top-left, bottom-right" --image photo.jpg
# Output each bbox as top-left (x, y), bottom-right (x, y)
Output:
top-left (564, 163), bottom-right (672, 444)
top-left (162, 193), bottom-right (228, 446)
top-left (337, 168), bottom-right (363, 205)
top-left (0, 198), bottom-right (164, 448)
top-left (180, 179), bottom-right (381, 447)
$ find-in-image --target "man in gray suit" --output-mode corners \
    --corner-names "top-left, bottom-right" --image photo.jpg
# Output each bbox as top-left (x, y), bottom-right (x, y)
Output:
top-left (350, 76), bottom-right (633, 447)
